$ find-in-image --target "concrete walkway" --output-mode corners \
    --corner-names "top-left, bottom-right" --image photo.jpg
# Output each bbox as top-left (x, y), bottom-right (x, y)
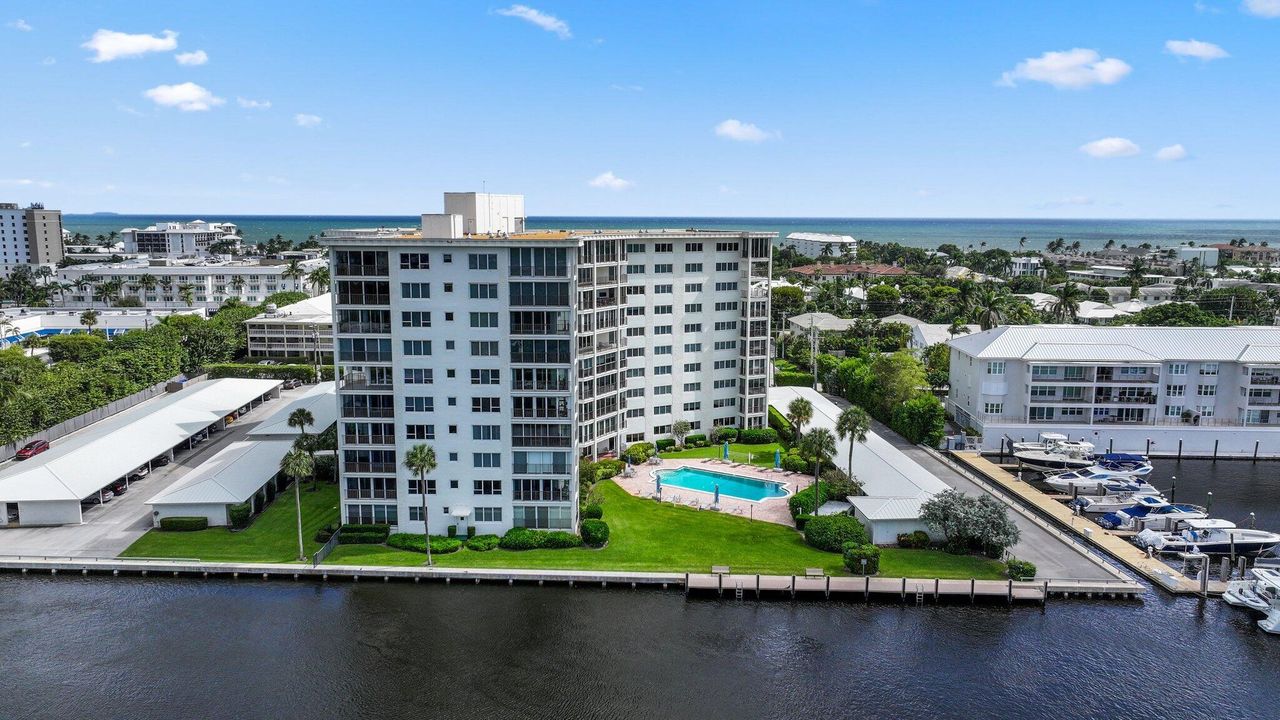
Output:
top-left (0, 384), bottom-right (315, 557)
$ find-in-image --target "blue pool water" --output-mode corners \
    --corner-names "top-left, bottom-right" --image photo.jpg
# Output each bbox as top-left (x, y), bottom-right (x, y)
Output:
top-left (656, 467), bottom-right (788, 501)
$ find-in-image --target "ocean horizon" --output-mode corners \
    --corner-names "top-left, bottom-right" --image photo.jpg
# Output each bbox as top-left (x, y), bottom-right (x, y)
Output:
top-left (62, 214), bottom-right (1280, 253)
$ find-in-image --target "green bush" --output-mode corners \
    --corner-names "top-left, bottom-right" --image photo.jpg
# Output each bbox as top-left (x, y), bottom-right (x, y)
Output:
top-left (896, 530), bottom-right (931, 549)
top-left (739, 427), bottom-right (779, 445)
top-left (447, 525), bottom-right (457, 538)
top-left (767, 406), bottom-right (794, 443)
top-left (158, 516), bottom-right (209, 532)
top-left (581, 519), bottom-right (610, 547)
top-left (794, 514), bottom-right (815, 531)
top-left (206, 363), bottom-right (316, 382)
top-left (781, 454), bottom-right (809, 473)
top-left (467, 525), bottom-right (477, 538)
top-left (596, 459), bottom-right (625, 479)
top-left (465, 534), bottom-right (500, 551)
top-left (623, 442), bottom-right (655, 464)
top-left (499, 527), bottom-right (583, 550)
top-left (804, 514), bottom-right (870, 553)
top-left (386, 533), bottom-right (462, 554)
top-left (228, 502), bottom-right (252, 529)
top-left (843, 543), bottom-right (881, 574)
top-left (685, 433), bottom-right (707, 446)
top-left (656, 438), bottom-right (676, 452)
top-left (314, 522), bottom-right (340, 543)
top-left (710, 427), bottom-right (739, 443)
top-left (1006, 558), bottom-right (1037, 580)
top-left (338, 523), bottom-right (390, 544)
top-left (774, 371), bottom-right (815, 387)
top-left (583, 503), bottom-right (604, 520)
top-left (788, 484), bottom-right (831, 519)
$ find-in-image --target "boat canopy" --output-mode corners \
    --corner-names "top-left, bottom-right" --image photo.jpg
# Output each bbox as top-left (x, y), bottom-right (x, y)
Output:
top-left (1101, 453), bottom-right (1146, 462)
top-left (1183, 518), bottom-right (1236, 529)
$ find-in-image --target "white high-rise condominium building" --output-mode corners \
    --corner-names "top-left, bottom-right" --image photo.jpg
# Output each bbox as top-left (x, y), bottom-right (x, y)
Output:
top-left (0, 202), bottom-right (64, 274)
top-left (121, 220), bottom-right (240, 257)
top-left (327, 193), bottom-right (774, 535)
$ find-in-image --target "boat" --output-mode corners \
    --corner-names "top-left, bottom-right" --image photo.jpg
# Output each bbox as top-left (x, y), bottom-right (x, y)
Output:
top-left (1096, 501), bottom-right (1207, 531)
top-left (1091, 453), bottom-right (1154, 477)
top-left (1134, 519), bottom-right (1280, 555)
top-left (1260, 595), bottom-right (1280, 635)
top-left (1014, 438), bottom-right (1097, 473)
top-left (1072, 493), bottom-right (1167, 515)
top-left (1223, 567), bottom-right (1280, 613)
top-left (1010, 432), bottom-right (1070, 453)
top-left (1042, 470), bottom-right (1160, 496)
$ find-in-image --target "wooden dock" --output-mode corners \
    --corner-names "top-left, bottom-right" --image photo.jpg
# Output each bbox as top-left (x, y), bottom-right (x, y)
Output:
top-left (952, 452), bottom-right (1226, 596)
top-left (685, 572), bottom-right (1139, 603)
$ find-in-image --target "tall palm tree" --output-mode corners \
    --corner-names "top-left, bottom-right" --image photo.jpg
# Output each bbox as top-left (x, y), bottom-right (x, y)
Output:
top-left (178, 284), bottom-right (196, 308)
top-left (137, 274), bottom-right (159, 299)
top-left (403, 444), bottom-right (438, 566)
top-left (786, 397), bottom-right (813, 440)
top-left (307, 266), bottom-right (331, 293)
top-left (801, 427), bottom-right (838, 506)
top-left (834, 406), bottom-right (871, 486)
top-left (228, 275), bottom-right (246, 298)
top-left (79, 309), bottom-right (100, 332)
top-left (1049, 283), bottom-right (1085, 323)
top-left (287, 407), bottom-right (317, 489)
top-left (0, 318), bottom-right (17, 348)
top-left (282, 259), bottom-right (305, 287)
top-left (1126, 257), bottom-right (1147, 287)
top-left (971, 284), bottom-right (1008, 330)
top-left (280, 448), bottom-right (314, 562)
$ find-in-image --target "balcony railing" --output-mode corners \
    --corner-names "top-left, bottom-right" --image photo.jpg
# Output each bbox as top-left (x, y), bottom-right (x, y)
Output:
top-left (1095, 372), bottom-right (1158, 383)
top-left (343, 462), bottom-right (397, 473)
top-left (337, 322), bottom-right (391, 334)
top-left (1093, 395), bottom-right (1157, 405)
top-left (513, 464), bottom-right (572, 475)
top-left (512, 380), bottom-right (570, 392)
top-left (511, 323), bottom-right (570, 335)
top-left (343, 434), bottom-right (396, 445)
top-left (339, 374), bottom-right (394, 391)
top-left (1249, 375), bottom-right (1280, 386)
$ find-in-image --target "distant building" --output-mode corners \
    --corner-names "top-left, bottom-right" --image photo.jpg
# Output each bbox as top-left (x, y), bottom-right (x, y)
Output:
top-left (1010, 255), bottom-right (1045, 277)
top-left (121, 220), bottom-right (240, 257)
top-left (787, 263), bottom-right (910, 281)
top-left (58, 257), bottom-right (326, 310)
top-left (783, 232), bottom-right (857, 258)
top-left (0, 202), bottom-right (64, 274)
top-left (0, 306), bottom-right (205, 347)
top-left (244, 293), bottom-right (333, 360)
top-left (787, 312), bottom-right (858, 333)
top-left (1178, 246), bottom-right (1218, 269)
top-left (1211, 243), bottom-right (1280, 265)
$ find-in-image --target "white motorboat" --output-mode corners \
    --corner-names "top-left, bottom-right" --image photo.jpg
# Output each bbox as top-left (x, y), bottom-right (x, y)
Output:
top-left (1096, 502), bottom-right (1208, 531)
top-left (1014, 438), bottom-right (1097, 473)
top-left (1090, 453), bottom-right (1154, 478)
top-left (1223, 567), bottom-right (1280, 613)
top-left (1073, 493), bottom-right (1166, 515)
top-left (1010, 432), bottom-right (1070, 453)
top-left (1043, 470), bottom-right (1160, 496)
top-left (1260, 596), bottom-right (1280, 635)
top-left (1134, 518), bottom-right (1280, 556)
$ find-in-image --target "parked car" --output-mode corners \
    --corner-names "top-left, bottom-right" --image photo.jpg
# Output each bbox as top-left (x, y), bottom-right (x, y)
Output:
top-left (152, 455), bottom-right (170, 467)
top-left (110, 480), bottom-right (128, 495)
top-left (15, 440), bottom-right (49, 460)
top-left (283, 378), bottom-right (302, 390)
top-left (128, 468), bottom-right (149, 482)
top-left (100, 490), bottom-right (115, 503)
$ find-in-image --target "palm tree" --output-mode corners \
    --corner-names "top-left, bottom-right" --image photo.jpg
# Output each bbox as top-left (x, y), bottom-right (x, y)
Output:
top-left (971, 284), bottom-right (1008, 330)
top-left (307, 266), bottom-right (331, 293)
top-left (786, 397), bottom-right (814, 440)
top-left (136, 274), bottom-right (158, 300)
top-left (228, 275), bottom-right (246, 298)
top-left (1018, 237), bottom-right (1027, 250)
top-left (834, 406), bottom-right (871, 486)
top-left (280, 448), bottom-right (314, 562)
top-left (403, 444), bottom-right (438, 566)
top-left (801, 427), bottom-right (838, 506)
top-left (282, 259), bottom-right (305, 287)
top-left (287, 408), bottom-right (317, 489)
top-left (0, 318), bottom-right (17, 348)
top-left (1126, 257), bottom-right (1147, 287)
top-left (178, 283), bottom-right (196, 308)
top-left (1049, 283), bottom-right (1085, 323)
top-left (947, 319), bottom-right (971, 338)
top-left (79, 309), bottom-right (100, 332)
top-left (953, 278), bottom-right (978, 312)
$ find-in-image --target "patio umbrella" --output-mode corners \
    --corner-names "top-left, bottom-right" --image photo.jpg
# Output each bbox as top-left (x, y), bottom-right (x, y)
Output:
top-left (655, 473), bottom-right (662, 497)
top-left (774, 448), bottom-right (781, 469)
top-left (723, 441), bottom-right (729, 460)
top-left (713, 483), bottom-right (720, 506)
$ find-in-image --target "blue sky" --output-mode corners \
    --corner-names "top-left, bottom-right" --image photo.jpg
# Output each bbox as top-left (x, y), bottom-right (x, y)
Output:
top-left (2, 1), bottom-right (1279, 217)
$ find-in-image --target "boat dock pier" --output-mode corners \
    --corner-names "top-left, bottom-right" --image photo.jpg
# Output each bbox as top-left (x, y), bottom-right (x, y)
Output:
top-left (951, 451), bottom-right (1227, 596)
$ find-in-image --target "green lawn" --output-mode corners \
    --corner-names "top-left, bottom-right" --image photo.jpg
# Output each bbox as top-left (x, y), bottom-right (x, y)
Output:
top-left (119, 482), bottom-right (340, 562)
top-left (325, 480), bottom-right (1007, 579)
top-left (659, 442), bottom-right (784, 468)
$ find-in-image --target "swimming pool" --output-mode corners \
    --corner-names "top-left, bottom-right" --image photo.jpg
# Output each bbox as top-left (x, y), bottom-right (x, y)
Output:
top-left (655, 467), bottom-right (789, 502)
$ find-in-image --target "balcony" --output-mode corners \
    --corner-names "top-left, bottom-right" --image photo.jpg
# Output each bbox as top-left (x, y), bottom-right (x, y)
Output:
top-left (337, 321), bottom-right (391, 334)
top-left (343, 433), bottom-right (396, 445)
top-left (512, 436), bottom-right (573, 448)
top-left (343, 461), bottom-right (397, 473)
top-left (511, 322), bottom-right (570, 336)
top-left (1093, 394), bottom-right (1157, 405)
top-left (1095, 370), bottom-right (1158, 384)
top-left (1248, 374), bottom-right (1280, 386)
top-left (339, 373), bottom-right (394, 392)
top-left (513, 464), bottom-right (571, 475)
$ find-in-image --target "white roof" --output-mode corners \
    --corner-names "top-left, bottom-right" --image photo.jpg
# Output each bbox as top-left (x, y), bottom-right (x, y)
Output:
top-left (788, 312), bottom-right (856, 332)
top-left (248, 382), bottom-right (337, 437)
top-left (247, 293), bottom-right (332, 326)
top-left (816, 500), bottom-right (853, 516)
top-left (1075, 300), bottom-right (1130, 320)
top-left (786, 232), bottom-right (855, 244)
top-left (1016, 292), bottom-right (1057, 311)
top-left (147, 438), bottom-right (293, 505)
top-left (881, 313), bottom-right (925, 327)
top-left (914, 323), bottom-right (981, 347)
top-left (0, 379), bottom-right (280, 503)
top-left (769, 386), bottom-right (949, 503)
top-left (849, 496), bottom-right (928, 521)
top-left (949, 325), bottom-right (1280, 363)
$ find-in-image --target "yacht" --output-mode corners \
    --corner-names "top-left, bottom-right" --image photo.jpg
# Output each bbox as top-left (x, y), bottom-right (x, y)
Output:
top-left (1223, 567), bottom-right (1280, 613)
top-left (1010, 432), bottom-right (1071, 453)
top-left (1091, 453), bottom-right (1154, 477)
top-left (1072, 493), bottom-right (1167, 515)
top-left (1134, 519), bottom-right (1280, 555)
top-left (1014, 438), bottom-right (1097, 473)
top-left (1259, 597), bottom-right (1280, 635)
top-left (1042, 470), bottom-right (1160, 496)
top-left (1096, 502), bottom-right (1208, 531)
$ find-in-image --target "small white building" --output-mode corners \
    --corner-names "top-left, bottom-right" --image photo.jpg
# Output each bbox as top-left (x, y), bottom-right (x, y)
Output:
top-left (1, 306), bottom-right (206, 346)
top-left (121, 220), bottom-right (240, 257)
top-left (244, 292), bottom-right (333, 360)
top-left (1178, 246), bottom-right (1219, 269)
top-left (783, 232), bottom-right (857, 259)
top-left (1010, 255), bottom-right (1045, 277)
top-left (57, 256), bottom-right (326, 310)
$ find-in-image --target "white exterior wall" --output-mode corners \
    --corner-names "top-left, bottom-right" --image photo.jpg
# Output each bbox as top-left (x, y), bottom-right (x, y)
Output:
top-left (783, 235), bottom-right (857, 258)
top-left (854, 513), bottom-right (937, 546)
top-left (152, 502), bottom-right (229, 527)
top-left (16, 500), bottom-right (82, 526)
top-left (444, 193), bottom-right (526, 235)
top-left (58, 260), bottom-right (323, 310)
top-left (1179, 246), bottom-right (1219, 269)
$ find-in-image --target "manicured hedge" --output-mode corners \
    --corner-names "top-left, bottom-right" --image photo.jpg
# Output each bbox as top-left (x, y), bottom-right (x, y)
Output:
top-left (794, 514), bottom-right (815, 531)
top-left (206, 363), bottom-right (316, 382)
top-left (685, 433), bottom-right (707, 446)
top-left (499, 527), bottom-right (583, 550)
top-left (466, 534), bottom-right (500, 551)
top-left (228, 502), bottom-right (252, 529)
top-left (781, 454), bottom-right (809, 473)
top-left (339, 523), bottom-right (390, 545)
top-left (843, 542), bottom-right (881, 574)
top-left (1006, 558), bottom-right (1037, 580)
top-left (896, 530), bottom-right (931, 549)
top-left (581, 519), bottom-right (610, 547)
top-left (804, 514), bottom-right (870, 553)
top-left (623, 442), bottom-right (655, 464)
top-left (386, 533), bottom-right (463, 554)
top-left (788, 484), bottom-right (831, 519)
top-left (739, 427), bottom-right (779, 445)
top-left (767, 406), bottom-right (794, 443)
top-left (710, 427), bottom-right (739, 442)
top-left (583, 503), bottom-right (604, 520)
top-left (774, 371), bottom-right (815, 387)
top-left (314, 522), bottom-right (340, 543)
top-left (596, 459), bottom-right (625, 479)
top-left (159, 516), bottom-right (209, 532)
top-left (656, 438), bottom-right (676, 451)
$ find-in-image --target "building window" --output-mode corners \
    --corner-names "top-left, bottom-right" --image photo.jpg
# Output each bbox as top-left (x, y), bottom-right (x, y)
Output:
top-left (473, 480), bottom-right (502, 495)
top-left (401, 282), bottom-right (430, 299)
top-left (986, 361), bottom-right (1006, 375)
top-left (468, 253), bottom-right (498, 270)
top-left (654, 264), bottom-right (673, 274)
top-left (469, 312), bottom-right (499, 328)
top-left (474, 507), bottom-right (503, 522)
top-left (685, 263), bottom-right (703, 272)
top-left (347, 504), bottom-right (398, 525)
top-left (404, 368), bottom-right (433, 384)
top-left (471, 369), bottom-right (500, 385)
top-left (1165, 405), bottom-right (1184, 417)
top-left (983, 402), bottom-right (1003, 415)
top-left (1165, 384), bottom-right (1185, 397)
top-left (1196, 384), bottom-right (1217, 397)
top-left (406, 424), bottom-right (435, 440)
top-left (403, 340), bottom-right (432, 356)
top-left (469, 283), bottom-right (499, 299)
top-left (400, 252), bottom-right (430, 270)
top-left (405, 396), bottom-right (434, 412)
top-left (473, 452), bottom-right (501, 468)
top-left (1168, 363), bottom-right (1188, 375)
top-left (472, 397), bottom-right (502, 413)
top-left (1200, 363), bottom-right (1219, 376)
top-left (1029, 407), bottom-right (1054, 421)
top-left (471, 341), bottom-right (499, 357)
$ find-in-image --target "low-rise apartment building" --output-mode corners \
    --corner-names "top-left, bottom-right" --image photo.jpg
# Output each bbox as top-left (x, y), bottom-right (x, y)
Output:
top-left (786, 262), bottom-right (910, 281)
top-left (58, 257), bottom-right (325, 310)
top-left (244, 293), bottom-right (333, 360)
top-left (325, 192), bottom-right (773, 535)
top-left (1, 202), bottom-right (64, 274)
top-left (782, 232), bottom-right (856, 258)
top-left (948, 325), bottom-right (1280, 457)
top-left (121, 220), bottom-right (240, 257)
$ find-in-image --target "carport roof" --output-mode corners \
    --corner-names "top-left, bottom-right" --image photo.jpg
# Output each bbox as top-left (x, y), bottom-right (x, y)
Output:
top-left (0, 378), bottom-right (281, 503)
top-left (248, 381), bottom-right (337, 437)
top-left (147, 438), bottom-right (293, 505)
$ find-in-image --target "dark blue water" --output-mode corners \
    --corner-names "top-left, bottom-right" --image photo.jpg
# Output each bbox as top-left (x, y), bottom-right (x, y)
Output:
top-left (64, 215), bottom-right (1280, 253)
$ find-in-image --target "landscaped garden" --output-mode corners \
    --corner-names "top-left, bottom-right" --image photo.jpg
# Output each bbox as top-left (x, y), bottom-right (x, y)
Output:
top-left (657, 441), bottom-right (785, 468)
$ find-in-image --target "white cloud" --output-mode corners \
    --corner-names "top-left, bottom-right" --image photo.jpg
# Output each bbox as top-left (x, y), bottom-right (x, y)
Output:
top-left (294, 113), bottom-right (322, 127)
top-left (495, 5), bottom-right (572, 39)
top-left (237, 97), bottom-right (271, 109)
top-left (175, 49), bottom-right (208, 66)
top-left (19, 141), bottom-right (31, 148)
top-left (714, 118), bottom-right (778, 143)
top-left (41, 57), bottom-right (56, 65)
top-left (998, 48), bottom-right (1131, 89)
top-left (1, 178), bottom-right (54, 188)
top-left (82, 29), bottom-right (178, 62)
top-left (1243, 0), bottom-right (1280, 17)
top-left (8, 19), bottom-right (32, 31)
top-left (116, 104), bottom-right (144, 116)
top-left (1156, 144), bottom-right (1189, 161)
top-left (588, 171), bottom-right (633, 190)
top-left (143, 82), bottom-right (224, 112)
top-left (1080, 137), bottom-right (1141, 158)
top-left (1165, 39), bottom-right (1229, 60)
top-left (1195, 1), bottom-right (1222, 12)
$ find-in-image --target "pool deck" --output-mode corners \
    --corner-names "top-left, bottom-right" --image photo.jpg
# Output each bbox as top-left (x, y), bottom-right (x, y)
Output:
top-left (613, 457), bottom-right (807, 526)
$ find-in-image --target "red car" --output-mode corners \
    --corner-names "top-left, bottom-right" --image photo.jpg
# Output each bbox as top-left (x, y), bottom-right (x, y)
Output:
top-left (16, 440), bottom-right (49, 460)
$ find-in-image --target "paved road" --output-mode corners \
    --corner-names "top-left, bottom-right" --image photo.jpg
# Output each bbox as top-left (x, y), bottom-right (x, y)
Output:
top-left (822, 394), bottom-right (1119, 581)
top-left (0, 385), bottom-right (312, 558)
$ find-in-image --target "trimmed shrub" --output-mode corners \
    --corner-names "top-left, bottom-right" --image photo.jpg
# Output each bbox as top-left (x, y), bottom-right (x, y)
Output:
top-left (228, 502), bottom-right (252, 529)
top-left (338, 523), bottom-right (390, 545)
top-left (774, 371), bottom-right (815, 387)
top-left (710, 427), bottom-right (739, 443)
top-left (583, 503), bottom-right (604, 520)
top-left (1006, 558), bottom-right (1037, 580)
top-left (467, 525), bottom-right (477, 538)
top-left (804, 514), bottom-right (870, 553)
top-left (896, 531), bottom-right (932, 549)
top-left (387, 533), bottom-right (462, 554)
top-left (314, 522), bottom-right (340, 543)
top-left (447, 525), bottom-right (457, 538)
top-left (656, 438), bottom-right (676, 452)
top-left (767, 406), bottom-right (794, 443)
top-left (159, 516), bottom-right (208, 532)
top-left (206, 363), bottom-right (316, 382)
top-left (499, 527), bottom-right (583, 550)
top-left (623, 442), bottom-right (655, 464)
top-left (788, 484), bottom-right (830, 519)
top-left (794, 514), bottom-right (815, 531)
top-left (596, 459), bottom-right (625, 479)
top-left (581, 519), bottom-right (610, 547)
top-left (739, 427), bottom-right (779, 445)
top-left (781, 454), bottom-right (809, 473)
top-left (685, 433), bottom-right (707, 446)
top-left (843, 542), bottom-right (881, 574)
top-left (465, 534), bottom-right (500, 551)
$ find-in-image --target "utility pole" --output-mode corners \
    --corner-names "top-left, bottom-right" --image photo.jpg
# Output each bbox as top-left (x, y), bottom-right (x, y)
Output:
top-left (809, 315), bottom-right (819, 390)
top-left (1229, 294), bottom-right (1236, 322)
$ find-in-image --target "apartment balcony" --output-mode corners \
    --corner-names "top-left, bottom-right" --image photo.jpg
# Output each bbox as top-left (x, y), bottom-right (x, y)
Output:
top-left (343, 462), bottom-right (397, 474)
top-left (336, 321), bottom-right (391, 334)
top-left (1028, 396), bottom-right (1087, 404)
top-left (343, 433), bottom-right (396, 445)
top-left (512, 437), bottom-right (573, 448)
top-left (339, 373), bottom-right (394, 392)
top-left (1093, 394), bottom-right (1157, 405)
top-left (1095, 371), bottom-right (1159, 384)
top-left (1245, 396), bottom-right (1280, 406)
top-left (1029, 374), bottom-right (1094, 384)
top-left (513, 408), bottom-right (571, 420)
top-left (1247, 374), bottom-right (1280, 386)
top-left (513, 464), bottom-right (572, 476)
top-left (511, 322), bottom-right (571, 336)
top-left (512, 380), bottom-right (571, 392)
